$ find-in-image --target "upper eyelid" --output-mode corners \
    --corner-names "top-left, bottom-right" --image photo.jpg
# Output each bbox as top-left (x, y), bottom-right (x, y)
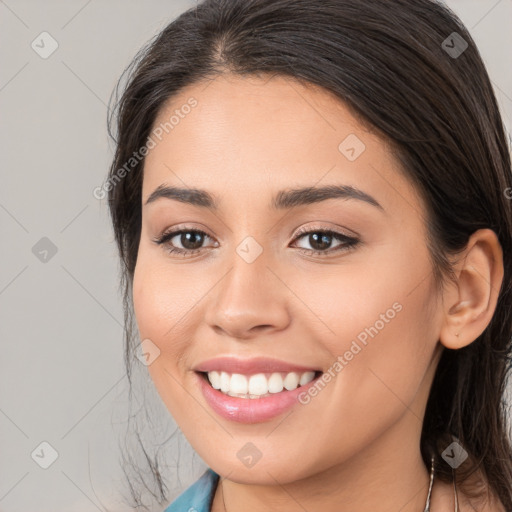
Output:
top-left (293, 224), bottom-right (357, 238)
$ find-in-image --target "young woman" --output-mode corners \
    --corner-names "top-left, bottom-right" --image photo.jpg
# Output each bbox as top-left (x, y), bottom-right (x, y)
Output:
top-left (105, 0), bottom-right (512, 510)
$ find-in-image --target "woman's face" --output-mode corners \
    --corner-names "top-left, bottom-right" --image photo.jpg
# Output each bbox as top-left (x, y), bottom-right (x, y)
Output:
top-left (133, 73), bottom-right (445, 484)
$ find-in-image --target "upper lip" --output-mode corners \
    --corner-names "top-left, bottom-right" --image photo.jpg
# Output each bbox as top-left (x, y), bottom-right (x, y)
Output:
top-left (194, 356), bottom-right (320, 375)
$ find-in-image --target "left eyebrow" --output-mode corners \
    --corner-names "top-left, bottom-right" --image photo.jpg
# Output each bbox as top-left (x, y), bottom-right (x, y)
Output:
top-left (271, 184), bottom-right (384, 211)
top-left (143, 183), bottom-right (384, 211)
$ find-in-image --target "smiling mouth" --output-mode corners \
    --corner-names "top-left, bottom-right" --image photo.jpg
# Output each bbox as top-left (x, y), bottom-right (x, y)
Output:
top-left (198, 370), bottom-right (323, 399)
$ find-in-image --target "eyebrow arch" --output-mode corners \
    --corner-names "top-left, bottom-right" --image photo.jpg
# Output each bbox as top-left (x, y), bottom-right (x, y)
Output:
top-left (144, 183), bottom-right (383, 211)
top-left (272, 184), bottom-right (383, 211)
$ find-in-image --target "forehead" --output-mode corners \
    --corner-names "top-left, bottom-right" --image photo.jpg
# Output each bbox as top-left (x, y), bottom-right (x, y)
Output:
top-left (142, 73), bottom-right (423, 216)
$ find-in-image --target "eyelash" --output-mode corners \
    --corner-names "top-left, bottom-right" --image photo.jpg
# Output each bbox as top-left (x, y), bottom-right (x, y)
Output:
top-left (153, 225), bottom-right (360, 258)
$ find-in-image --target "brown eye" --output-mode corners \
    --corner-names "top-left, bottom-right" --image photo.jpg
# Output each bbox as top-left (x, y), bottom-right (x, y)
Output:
top-left (292, 228), bottom-right (360, 256)
top-left (174, 231), bottom-right (205, 250)
top-left (153, 228), bottom-right (217, 256)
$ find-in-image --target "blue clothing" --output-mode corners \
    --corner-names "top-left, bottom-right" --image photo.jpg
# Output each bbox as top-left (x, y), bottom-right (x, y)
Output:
top-left (164, 468), bottom-right (220, 512)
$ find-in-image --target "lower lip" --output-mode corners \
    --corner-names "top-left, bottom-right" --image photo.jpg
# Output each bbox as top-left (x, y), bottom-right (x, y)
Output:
top-left (195, 371), bottom-right (321, 424)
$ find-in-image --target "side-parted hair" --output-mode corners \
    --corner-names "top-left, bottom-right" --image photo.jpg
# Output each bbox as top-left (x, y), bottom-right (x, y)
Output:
top-left (107, 0), bottom-right (512, 508)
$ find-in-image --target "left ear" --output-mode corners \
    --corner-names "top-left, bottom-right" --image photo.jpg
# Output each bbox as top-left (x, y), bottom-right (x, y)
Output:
top-left (439, 228), bottom-right (504, 350)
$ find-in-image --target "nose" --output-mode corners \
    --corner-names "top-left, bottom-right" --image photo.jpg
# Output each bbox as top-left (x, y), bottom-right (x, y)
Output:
top-left (204, 250), bottom-right (291, 340)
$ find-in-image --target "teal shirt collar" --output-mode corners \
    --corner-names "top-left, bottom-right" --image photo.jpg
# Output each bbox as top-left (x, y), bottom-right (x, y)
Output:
top-left (164, 468), bottom-right (220, 512)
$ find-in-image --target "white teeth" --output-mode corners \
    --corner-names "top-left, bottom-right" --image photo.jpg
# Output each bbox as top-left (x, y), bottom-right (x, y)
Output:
top-left (230, 373), bottom-right (248, 394)
top-left (300, 371), bottom-right (316, 386)
top-left (220, 372), bottom-right (230, 393)
top-left (206, 370), bottom-right (317, 398)
top-left (248, 373), bottom-right (268, 395)
top-left (208, 370), bottom-right (221, 389)
top-left (268, 373), bottom-right (284, 393)
top-left (283, 372), bottom-right (299, 390)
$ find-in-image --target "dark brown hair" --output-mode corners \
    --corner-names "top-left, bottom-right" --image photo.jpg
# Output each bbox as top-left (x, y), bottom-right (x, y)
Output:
top-left (106, 0), bottom-right (512, 509)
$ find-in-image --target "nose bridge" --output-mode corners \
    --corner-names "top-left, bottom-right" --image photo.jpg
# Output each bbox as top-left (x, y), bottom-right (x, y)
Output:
top-left (204, 237), bottom-right (290, 338)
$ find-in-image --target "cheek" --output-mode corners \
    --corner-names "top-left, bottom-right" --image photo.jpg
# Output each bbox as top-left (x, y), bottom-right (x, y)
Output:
top-left (276, 251), bottom-right (440, 467)
top-left (133, 261), bottom-right (194, 356)
top-left (291, 244), bottom-right (439, 400)
top-left (134, 236), bottom-right (193, 332)
top-left (132, 254), bottom-right (209, 414)
top-left (132, 263), bottom-right (182, 416)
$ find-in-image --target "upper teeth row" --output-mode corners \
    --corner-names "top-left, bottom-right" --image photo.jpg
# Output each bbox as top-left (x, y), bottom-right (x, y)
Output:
top-left (207, 371), bottom-right (316, 396)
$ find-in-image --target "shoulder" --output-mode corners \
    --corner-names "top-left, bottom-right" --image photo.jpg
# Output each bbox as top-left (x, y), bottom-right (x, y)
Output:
top-left (163, 468), bottom-right (220, 512)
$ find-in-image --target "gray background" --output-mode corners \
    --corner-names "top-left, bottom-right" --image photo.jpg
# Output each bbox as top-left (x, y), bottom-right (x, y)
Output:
top-left (1, 1), bottom-right (511, 510)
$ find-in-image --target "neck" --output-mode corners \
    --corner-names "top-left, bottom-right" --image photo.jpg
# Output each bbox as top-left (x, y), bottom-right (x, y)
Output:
top-left (213, 412), bottom-right (433, 512)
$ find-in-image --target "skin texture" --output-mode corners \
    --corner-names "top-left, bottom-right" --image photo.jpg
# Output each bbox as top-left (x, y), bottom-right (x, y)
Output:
top-left (132, 74), bottom-right (504, 512)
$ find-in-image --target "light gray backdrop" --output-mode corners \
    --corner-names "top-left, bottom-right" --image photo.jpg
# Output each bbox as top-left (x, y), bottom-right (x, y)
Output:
top-left (1, 1), bottom-right (511, 511)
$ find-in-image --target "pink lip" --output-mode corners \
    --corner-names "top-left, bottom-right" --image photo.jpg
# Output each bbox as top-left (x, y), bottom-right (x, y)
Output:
top-left (193, 356), bottom-right (320, 375)
top-left (194, 370), bottom-right (322, 424)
